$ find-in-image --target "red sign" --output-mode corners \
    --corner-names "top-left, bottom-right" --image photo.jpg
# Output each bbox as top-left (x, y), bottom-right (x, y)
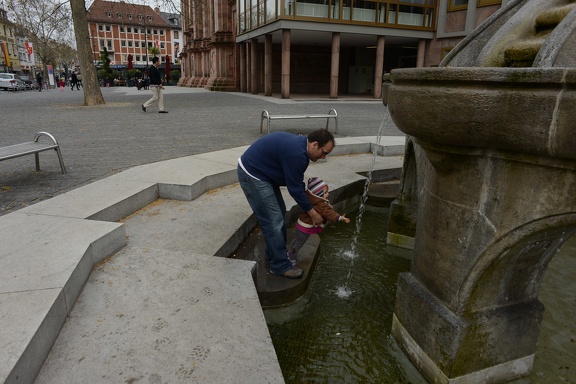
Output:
top-left (25, 41), bottom-right (33, 55)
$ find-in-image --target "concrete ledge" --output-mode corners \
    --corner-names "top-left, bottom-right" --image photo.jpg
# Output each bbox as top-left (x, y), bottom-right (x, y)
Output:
top-left (0, 214), bottom-right (126, 384)
top-left (0, 136), bottom-right (405, 384)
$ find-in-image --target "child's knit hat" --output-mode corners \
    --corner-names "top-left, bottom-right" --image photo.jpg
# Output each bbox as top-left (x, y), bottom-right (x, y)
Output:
top-left (308, 177), bottom-right (327, 197)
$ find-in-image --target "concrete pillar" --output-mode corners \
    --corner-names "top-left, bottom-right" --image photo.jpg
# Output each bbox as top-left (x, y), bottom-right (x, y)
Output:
top-left (330, 32), bottom-right (340, 99)
top-left (373, 35), bottom-right (385, 99)
top-left (246, 43), bottom-right (251, 94)
top-left (251, 38), bottom-right (258, 94)
top-left (240, 42), bottom-right (246, 93)
top-left (264, 34), bottom-right (273, 96)
top-left (281, 29), bottom-right (290, 99)
top-left (417, 39), bottom-right (425, 67)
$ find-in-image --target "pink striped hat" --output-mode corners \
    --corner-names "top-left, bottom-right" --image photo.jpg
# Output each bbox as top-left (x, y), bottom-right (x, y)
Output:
top-left (308, 177), bottom-right (327, 197)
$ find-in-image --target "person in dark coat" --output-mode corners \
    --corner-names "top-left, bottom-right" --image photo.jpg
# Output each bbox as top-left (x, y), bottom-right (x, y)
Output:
top-left (70, 72), bottom-right (79, 90)
top-left (141, 57), bottom-right (167, 113)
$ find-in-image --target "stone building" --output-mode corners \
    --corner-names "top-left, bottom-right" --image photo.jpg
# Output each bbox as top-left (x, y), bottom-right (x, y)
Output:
top-left (179, 0), bottom-right (512, 98)
top-left (0, 7), bottom-right (20, 74)
top-left (87, 0), bottom-right (177, 73)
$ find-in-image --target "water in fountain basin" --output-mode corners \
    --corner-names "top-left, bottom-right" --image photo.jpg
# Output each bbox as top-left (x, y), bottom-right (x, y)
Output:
top-left (339, 110), bottom-right (391, 295)
top-left (264, 204), bottom-right (428, 383)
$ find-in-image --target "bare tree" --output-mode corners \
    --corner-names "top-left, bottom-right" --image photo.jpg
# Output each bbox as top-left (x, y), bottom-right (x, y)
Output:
top-left (6, 0), bottom-right (69, 76)
top-left (70, 0), bottom-right (105, 105)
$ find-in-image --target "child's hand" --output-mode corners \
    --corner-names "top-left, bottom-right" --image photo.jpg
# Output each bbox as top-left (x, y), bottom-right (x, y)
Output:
top-left (340, 215), bottom-right (351, 224)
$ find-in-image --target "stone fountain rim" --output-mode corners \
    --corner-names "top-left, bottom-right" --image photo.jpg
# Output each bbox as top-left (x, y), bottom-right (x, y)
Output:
top-left (387, 67), bottom-right (576, 84)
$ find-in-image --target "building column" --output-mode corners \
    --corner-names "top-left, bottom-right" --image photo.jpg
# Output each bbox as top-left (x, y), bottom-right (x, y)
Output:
top-left (373, 35), bottom-right (385, 99)
top-left (330, 32), bottom-right (340, 99)
top-left (246, 43), bottom-right (251, 93)
top-left (240, 42), bottom-right (247, 93)
top-left (251, 38), bottom-right (258, 94)
top-left (264, 34), bottom-right (273, 96)
top-left (417, 39), bottom-right (426, 67)
top-left (281, 29), bottom-right (290, 99)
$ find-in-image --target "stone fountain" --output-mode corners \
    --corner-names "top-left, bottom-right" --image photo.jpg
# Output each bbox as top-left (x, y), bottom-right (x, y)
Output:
top-left (384, 0), bottom-right (576, 383)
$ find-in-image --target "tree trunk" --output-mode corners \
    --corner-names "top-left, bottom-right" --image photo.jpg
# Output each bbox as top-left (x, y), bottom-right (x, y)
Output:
top-left (70, 0), bottom-right (105, 106)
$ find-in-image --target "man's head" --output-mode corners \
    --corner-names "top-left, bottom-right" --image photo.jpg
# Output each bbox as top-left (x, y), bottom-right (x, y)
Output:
top-left (152, 57), bottom-right (160, 67)
top-left (307, 129), bottom-right (335, 162)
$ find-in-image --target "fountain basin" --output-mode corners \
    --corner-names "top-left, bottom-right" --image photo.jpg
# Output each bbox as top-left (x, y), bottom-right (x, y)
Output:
top-left (383, 67), bottom-right (576, 162)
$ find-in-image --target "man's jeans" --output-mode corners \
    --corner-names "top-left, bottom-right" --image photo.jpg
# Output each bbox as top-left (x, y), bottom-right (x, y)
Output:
top-left (237, 166), bottom-right (292, 274)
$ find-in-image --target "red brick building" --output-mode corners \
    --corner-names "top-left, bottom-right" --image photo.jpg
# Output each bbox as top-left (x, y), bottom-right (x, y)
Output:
top-left (87, 0), bottom-right (175, 71)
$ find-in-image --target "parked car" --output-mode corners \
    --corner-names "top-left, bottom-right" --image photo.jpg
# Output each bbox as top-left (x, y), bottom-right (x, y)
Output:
top-left (0, 73), bottom-right (26, 91)
top-left (19, 75), bottom-right (34, 90)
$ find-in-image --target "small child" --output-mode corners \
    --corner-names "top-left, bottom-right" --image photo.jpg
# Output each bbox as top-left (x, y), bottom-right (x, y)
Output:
top-left (288, 177), bottom-right (350, 265)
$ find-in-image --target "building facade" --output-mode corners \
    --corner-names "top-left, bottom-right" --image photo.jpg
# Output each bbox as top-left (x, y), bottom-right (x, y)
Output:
top-left (179, 0), bottom-right (510, 98)
top-left (0, 8), bottom-right (20, 74)
top-left (87, 0), bottom-right (178, 74)
top-left (158, 11), bottom-right (182, 67)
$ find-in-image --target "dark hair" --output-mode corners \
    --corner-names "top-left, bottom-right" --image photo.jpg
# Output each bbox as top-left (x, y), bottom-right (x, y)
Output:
top-left (308, 129), bottom-right (335, 147)
top-left (152, 57), bottom-right (159, 64)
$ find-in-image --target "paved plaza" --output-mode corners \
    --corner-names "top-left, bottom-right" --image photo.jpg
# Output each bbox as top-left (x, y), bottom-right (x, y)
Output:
top-left (0, 86), bottom-right (402, 216)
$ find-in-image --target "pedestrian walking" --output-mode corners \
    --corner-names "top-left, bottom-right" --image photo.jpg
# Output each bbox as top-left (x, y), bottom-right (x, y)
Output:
top-left (237, 129), bottom-right (335, 279)
top-left (71, 72), bottom-right (79, 90)
top-left (141, 57), bottom-right (168, 113)
top-left (36, 72), bottom-right (43, 92)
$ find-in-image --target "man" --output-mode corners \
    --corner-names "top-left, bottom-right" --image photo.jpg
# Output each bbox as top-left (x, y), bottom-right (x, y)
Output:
top-left (237, 129), bottom-right (335, 279)
top-left (36, 72), bottom-right (43, 92)
top-left (70, 72), bottom-right (78, 91)
top-left (141, 57), bottom-right (168, 113)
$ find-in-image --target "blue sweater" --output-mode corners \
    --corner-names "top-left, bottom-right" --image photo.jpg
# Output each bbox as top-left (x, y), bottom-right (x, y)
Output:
top-left (240, 132), bottom-right (312, 212)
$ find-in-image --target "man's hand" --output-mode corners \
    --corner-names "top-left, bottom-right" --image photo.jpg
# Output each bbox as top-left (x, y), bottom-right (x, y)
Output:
top-left (308, 209), bottom-right (323, 226)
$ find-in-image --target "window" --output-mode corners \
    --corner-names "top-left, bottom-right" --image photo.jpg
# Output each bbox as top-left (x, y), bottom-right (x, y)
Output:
top-left (138, 14), bottom-right (143, 20)
top-left (120, 26), bottom-right (125, 32)
top-left (98, 25), bottom-right (103, 31)
top-left (121, 40), bottom-right (126, 47)
top-left (174, 31), bottom-right (179, 39)
top-left (160, 30), bottom-right (164, 35)
top-left (100, 39), bottom-right (105, 48)
top-left (136, 55), bottom-right (141, 61)
top-left (448, 0), bottom-right (468, 11)
top-left (117, 12), bottom-right (122, 18)
top-left (153, 29), bottom-right (158, 35)
top-left (107, 11), bottom-right (112, 17)
top-left (147, 29), bottom-right (151, 34)
top-left (127, 27), bottom-right (132, 32)
top-left (160, 42), bottom-right (165, 49)
top-left (128, 41), bottom-right (133, 47)
top-left (147, 16), bottom-right (152, 21)
top-left (107, 40), bottom-right (112, 49)
top-left (128, 13), bottom-right (133, 19)
top-left (141, 28), bottom-right (145, 33)
top-left (105, 25), bottom-right (111, 31)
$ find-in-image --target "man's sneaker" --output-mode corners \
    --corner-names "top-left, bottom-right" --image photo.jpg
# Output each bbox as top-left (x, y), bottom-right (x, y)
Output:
top-left (287, 251), bottom-right (297, 267)
top-left (141, 104), bottom-right (146, 112)
top-left (271, 267), bottom-right (303, 279)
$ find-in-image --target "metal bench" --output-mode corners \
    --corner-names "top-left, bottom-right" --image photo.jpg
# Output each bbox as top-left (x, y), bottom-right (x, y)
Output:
top-left (260, 108), bottom-right (338, 134)
top-left (0, 132), bottom-right (66, 174)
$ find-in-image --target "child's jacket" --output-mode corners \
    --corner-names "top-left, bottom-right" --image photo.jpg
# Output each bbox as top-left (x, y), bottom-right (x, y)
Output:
top-left (296, 190), bottom-right (342, 235)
